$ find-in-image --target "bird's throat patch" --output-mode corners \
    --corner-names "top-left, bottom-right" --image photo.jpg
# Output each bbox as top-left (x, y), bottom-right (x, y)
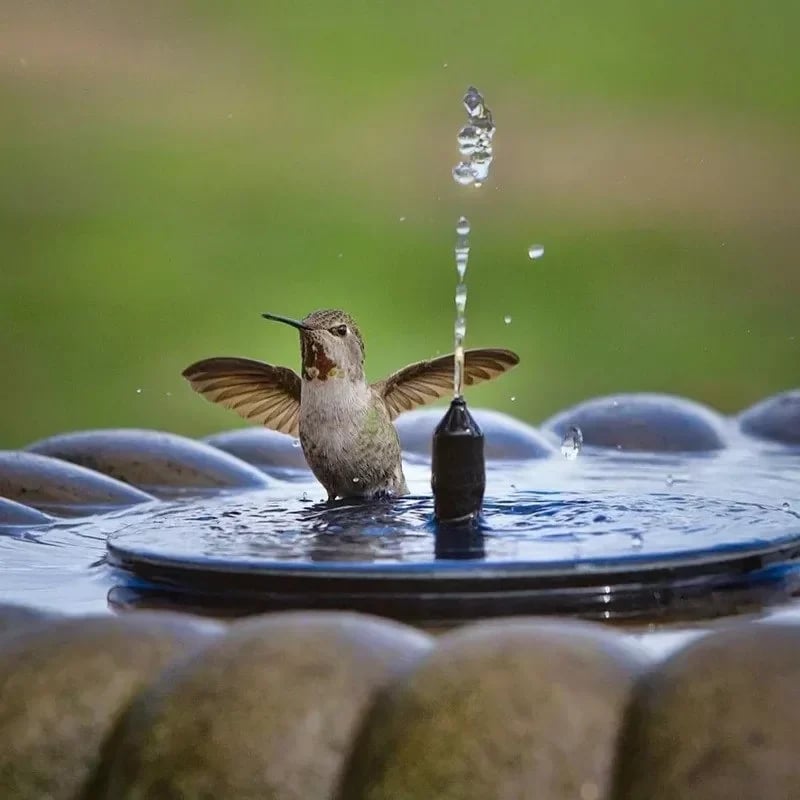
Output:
top-left (302, 340), bottom-right (338, 380)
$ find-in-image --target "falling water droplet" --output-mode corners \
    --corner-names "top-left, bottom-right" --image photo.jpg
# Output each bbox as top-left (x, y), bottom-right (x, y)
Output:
top-left (399, 216), bottom-right (406, 222)
top-left (463, 86), bottom-right (485, 118)
top-left (452, 162), bottom-right (475, 186)
top-left (352, 477), bottom-right (360, 483)
top-left (135, 388), bottom-right (142, 394)
top-left (783, 501), bottom-right (792, 511)
top-left (528, 244), bottom-right (545, 259)
top-left (455, 284), bottom-right (467, 312)
top-left (503, 314), bottom-right (512, 324)
top-left (665, 474), bottom-right (675, 487)
top-left (630, 533), bottom-right (644, 549)
top-left (455, 247), bottom-right (469, 280)
top-left (457, 125), bottom-right (480, 155)
top-left (561, 426), bottom-right (583, 459)
top-left (456, 216), bottom-right (470, 236)
top-left (292, 439), bottom-right (301, 448)
top-left (510, 396), bottom-right (516, 402)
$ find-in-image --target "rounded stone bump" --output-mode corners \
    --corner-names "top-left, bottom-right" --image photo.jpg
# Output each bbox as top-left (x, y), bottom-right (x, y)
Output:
top-left (0, 603), bottom-right (55, 637)
top-left (542, 393), bottom-right (729, 452)
top-left (203, 427), bottom-right (310, 473)
top-left (614, 622), bottom-right (800, 800)
top-left (337, 617), bottom-right (646, 800)
top-left (738, 390), bottom-right (800, 445)
top-left (26, 428), bottom-right (272, 494)
top-left (0, 450), bottom-right (156, 513)
top-left (395, 407), bottom-right (555, 460)
top-left (0, 497), bottom-right (54, 527)
top-left (99, 611), bottom-right (433, 800)
top-left (0, 612), bottom-right (222, 800)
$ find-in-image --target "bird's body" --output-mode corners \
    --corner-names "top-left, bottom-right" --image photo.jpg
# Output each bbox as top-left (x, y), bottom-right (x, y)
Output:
top-left (183, 309), bottom-right (518, 501)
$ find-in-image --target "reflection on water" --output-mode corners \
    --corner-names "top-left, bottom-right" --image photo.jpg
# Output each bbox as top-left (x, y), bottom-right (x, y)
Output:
top-left (1, 444), bottom-right (800, 656)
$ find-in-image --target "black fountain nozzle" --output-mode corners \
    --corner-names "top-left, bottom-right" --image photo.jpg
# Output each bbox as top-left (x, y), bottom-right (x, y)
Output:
top-left (431, 396), bottom-right (486, 526)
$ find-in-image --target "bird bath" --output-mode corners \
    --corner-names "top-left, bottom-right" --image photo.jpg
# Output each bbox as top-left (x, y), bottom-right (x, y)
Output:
top-left (2, 391), bottom-right (799, 649)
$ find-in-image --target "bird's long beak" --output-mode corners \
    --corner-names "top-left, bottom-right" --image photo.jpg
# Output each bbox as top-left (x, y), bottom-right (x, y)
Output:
top-left (261, 313), bottom-right (310, 331)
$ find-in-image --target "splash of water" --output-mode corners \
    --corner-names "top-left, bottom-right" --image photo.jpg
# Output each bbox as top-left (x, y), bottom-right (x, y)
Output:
top-left (453, 215), bottom-right (470, 398)
top-left (561, 426), bottom-right (583, 459)
top-left (452, 86), bottom-right (495, 188)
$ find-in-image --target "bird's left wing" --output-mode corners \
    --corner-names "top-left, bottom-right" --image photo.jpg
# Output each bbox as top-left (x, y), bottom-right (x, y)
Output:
top-left (373, 348), bottom-right (519, 421)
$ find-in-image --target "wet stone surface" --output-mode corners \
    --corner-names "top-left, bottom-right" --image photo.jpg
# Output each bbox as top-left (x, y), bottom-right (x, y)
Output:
top-left (0, 605), bottom-right (798, 797)
top-left (26, 428), bottom-right (272, 496)
top-left (738, 390), bottom-right (800, 445)
top-left (98, 611), bottom-right (432, 800)
top-left (0, 450), bottom-right (155, 515)
top-left (395, 407), bottom-right (555, 460)
top-left (0, 603), bottom-right (54, 637)
top-left (542, 393), bottom-right (730, 452)
top-left (338, 618), bottom-right (646, 800)
top-left (614, 622), bottom-right (800, 800)
top-left (203, 427), bottom-right (310, 475)
top-left (0, 612), bottom-right (222, 800)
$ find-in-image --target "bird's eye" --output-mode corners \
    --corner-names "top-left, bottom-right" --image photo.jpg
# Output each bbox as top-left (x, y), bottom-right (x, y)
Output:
top-left (331, 325), bottom-right (348, 337)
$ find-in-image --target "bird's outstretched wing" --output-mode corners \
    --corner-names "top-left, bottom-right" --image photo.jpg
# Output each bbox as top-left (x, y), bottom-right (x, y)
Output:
top-left (373, 348), bottom-right (519, 421)
top-left (182, 357), bottom-right (302, 436)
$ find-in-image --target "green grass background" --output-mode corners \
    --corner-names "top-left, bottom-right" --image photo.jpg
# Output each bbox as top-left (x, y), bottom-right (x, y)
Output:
top-left (1, 0), bottom-right (798, 447)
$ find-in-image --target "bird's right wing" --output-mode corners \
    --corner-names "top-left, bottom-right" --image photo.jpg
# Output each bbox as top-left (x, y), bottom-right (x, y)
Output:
top-left (182, 357), bottom-right (302, 437)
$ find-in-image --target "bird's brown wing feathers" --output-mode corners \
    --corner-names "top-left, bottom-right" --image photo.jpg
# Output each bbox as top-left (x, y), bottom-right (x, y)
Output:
top-left (182, 357), bottom-right (302, 436)
top-left (374, 348), bottom-right (519, 421)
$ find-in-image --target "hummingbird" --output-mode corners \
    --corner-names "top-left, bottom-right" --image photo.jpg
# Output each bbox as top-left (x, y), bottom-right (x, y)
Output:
top-left (182, 309), bottom-right (519, 501)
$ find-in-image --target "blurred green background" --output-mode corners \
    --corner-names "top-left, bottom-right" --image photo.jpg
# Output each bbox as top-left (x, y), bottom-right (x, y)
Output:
top-left (2, 0), bottom-right (798, 448)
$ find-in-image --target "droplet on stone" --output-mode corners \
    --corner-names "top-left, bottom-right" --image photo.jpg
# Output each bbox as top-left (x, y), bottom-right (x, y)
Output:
top-left (561, 426), bottom-right (583, 459)
top-left (528, 244), bottom-right (545, 260)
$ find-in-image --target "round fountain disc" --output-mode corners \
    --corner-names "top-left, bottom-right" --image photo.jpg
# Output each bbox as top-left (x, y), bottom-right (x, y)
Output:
top-left (106, 477), bottom-right (800, 622)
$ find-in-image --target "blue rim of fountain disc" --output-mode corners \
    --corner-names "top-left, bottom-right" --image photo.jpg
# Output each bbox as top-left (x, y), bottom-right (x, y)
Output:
top-left (106, 530), bottom-right (800, 621)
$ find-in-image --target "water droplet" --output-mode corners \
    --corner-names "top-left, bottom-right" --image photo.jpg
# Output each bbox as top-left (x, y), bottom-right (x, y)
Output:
top-left (457, 125), bottom-right (480, 155)
top-left (352, 477), bottom-right (360, 483)
top-left (135, 388), bottom-right (142, 394)
top-left (337, 253), bottom-right (343, 259)
top-left (630, 533), bottom-right (644, 549)
top-left (528, 244), bottom-right (545, 259)
top-left (455, 246), bottom-right (469, 280)
top-left (452, 162), bottom-right (475, 186)
top-left (455, 284), bottom-right (467, 313)
top-left (510, 396), bottom-right (516, 402)
top-left (300, 491), bottom-right (309, 502)
top-left (463, 86), bottom-right (485, 118)
top-left (783, 501), bottom-right (792, 511)
top-left (165, 391), bottom-right (172, 398)
top-left (443, 62), bottom-right (448, 68)
top-left (399, 216), bottom-right (406, 222)
top-left (503, 314), bottom-right (512, 324)
top-left (292, 439), bottom-right (301, 448)
top-left (665, 474), bottom-right (674, 487)
top-left (456, 216), bottom-right (470, 236)
top-left (561, 426), bottom-right (583, 459)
